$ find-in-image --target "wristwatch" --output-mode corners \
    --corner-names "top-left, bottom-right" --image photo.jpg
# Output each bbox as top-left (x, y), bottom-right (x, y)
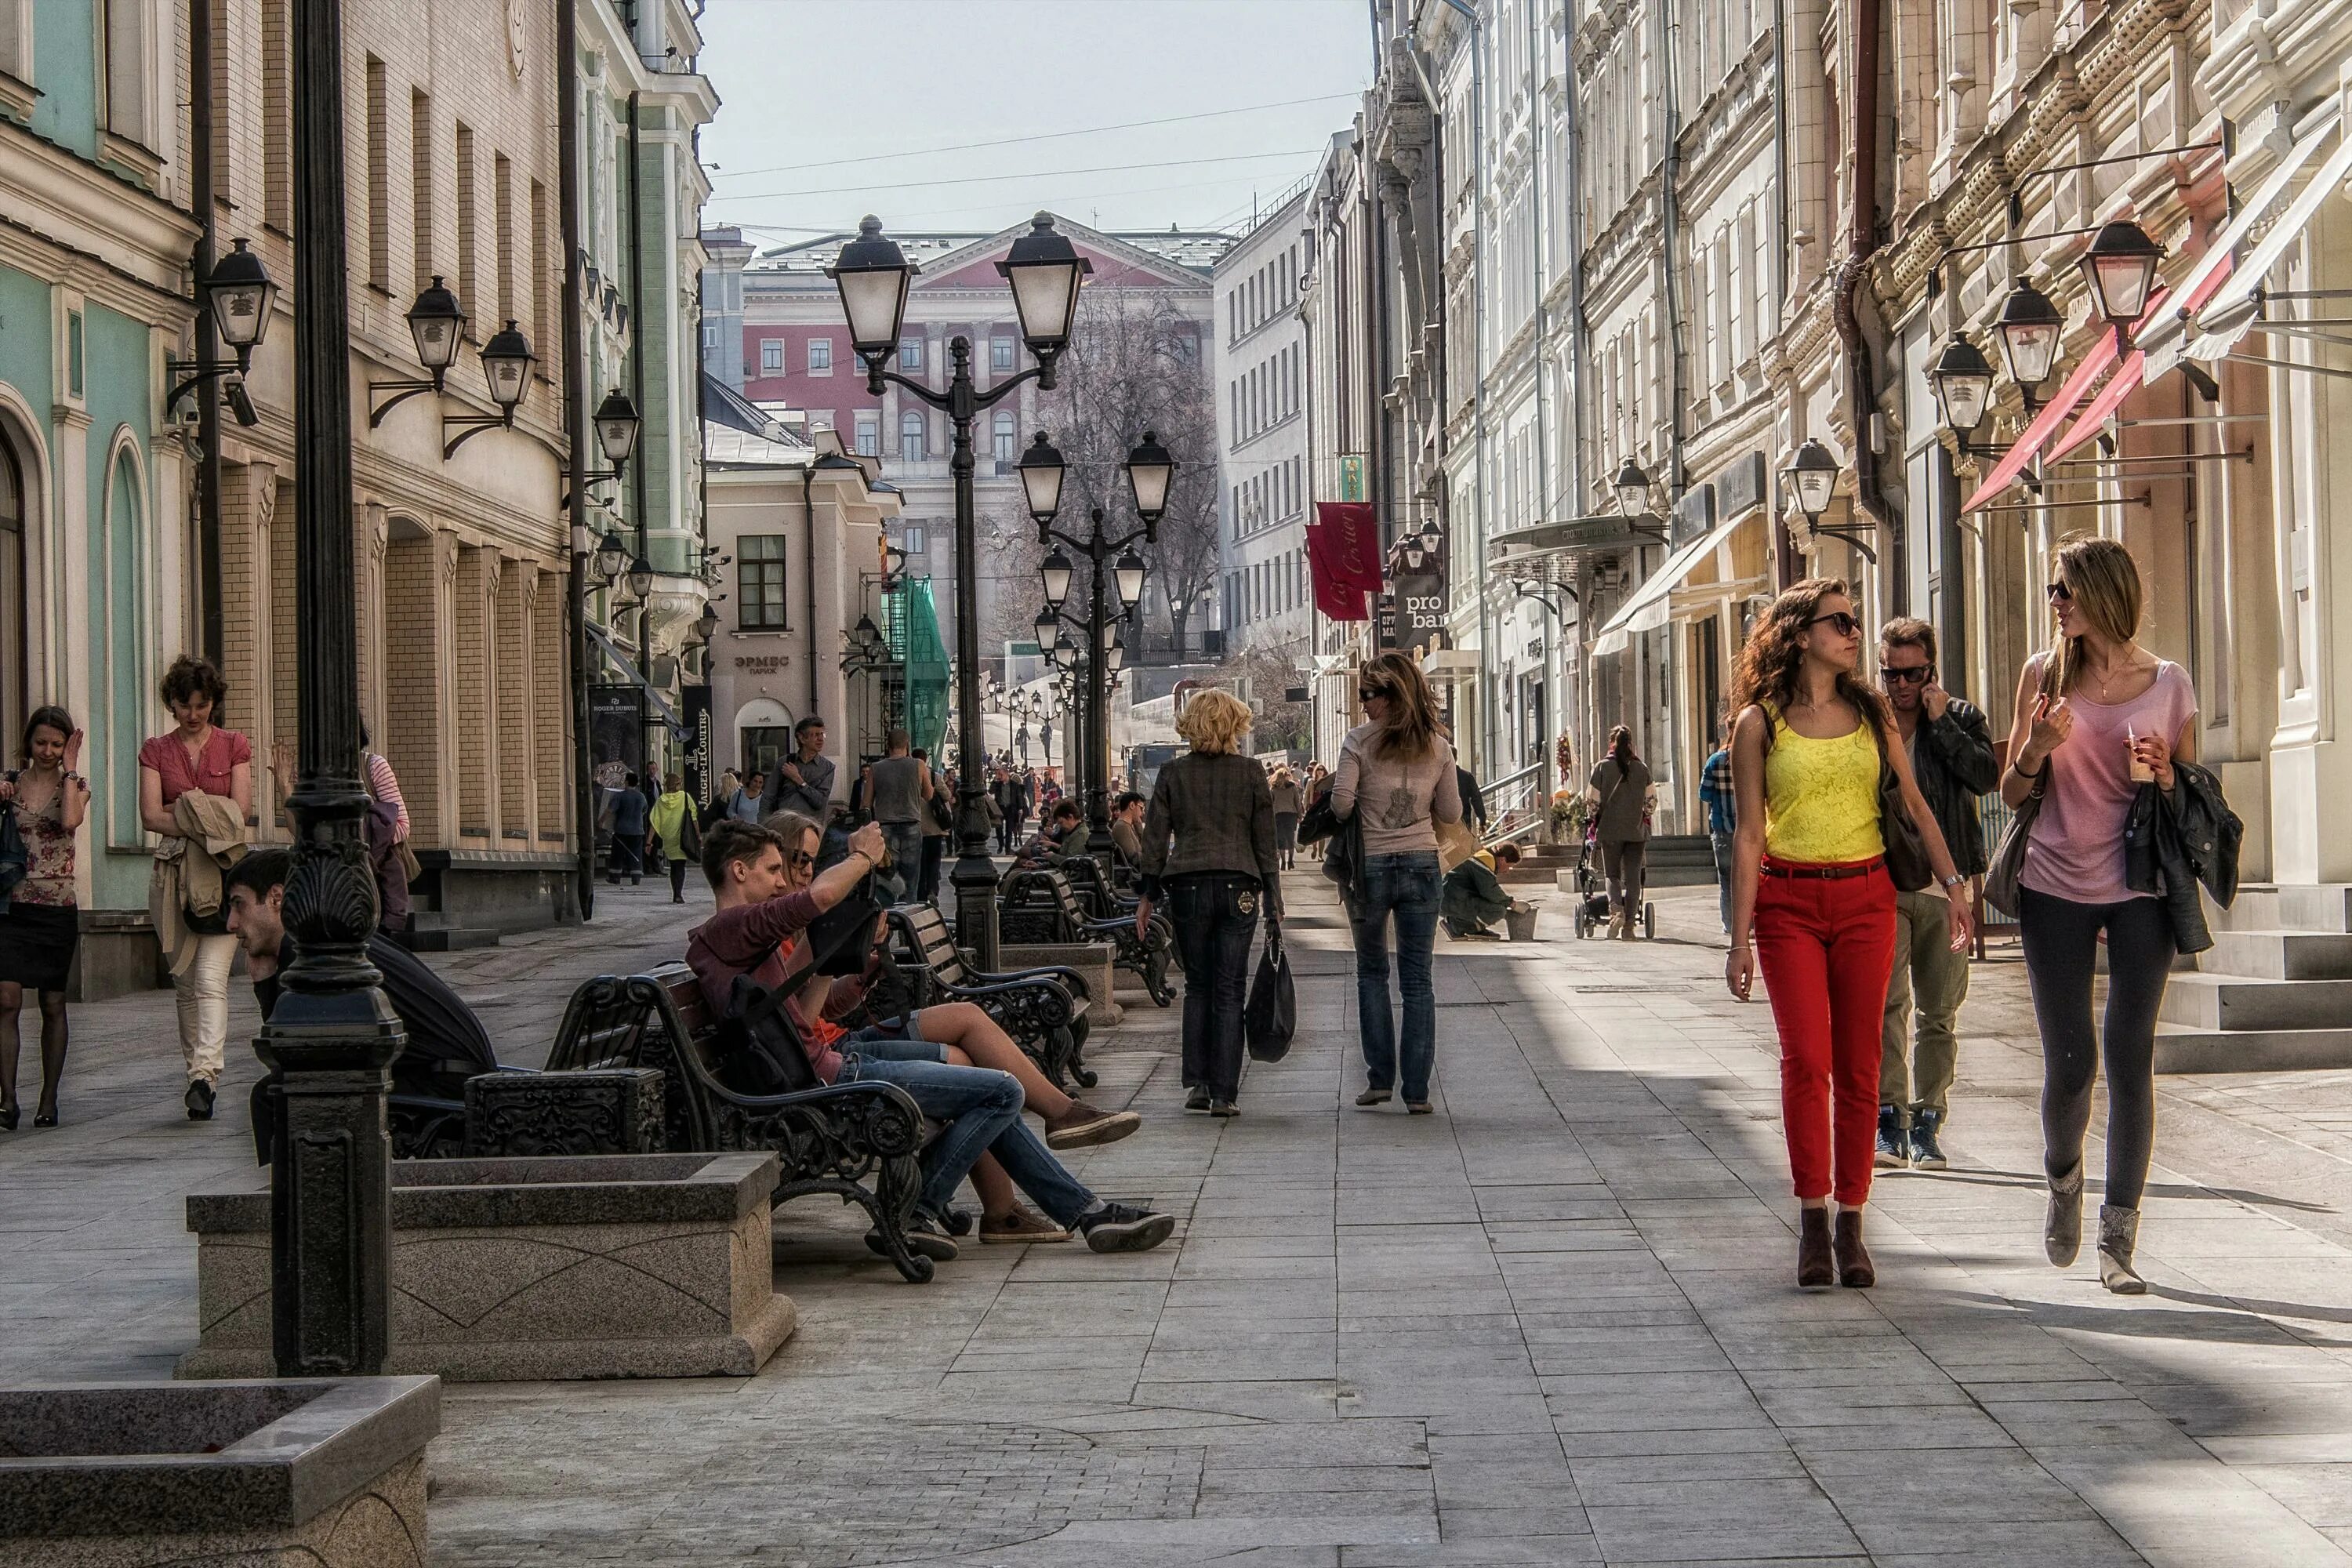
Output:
top-left (1940, 872), bottom-right (1967, 891)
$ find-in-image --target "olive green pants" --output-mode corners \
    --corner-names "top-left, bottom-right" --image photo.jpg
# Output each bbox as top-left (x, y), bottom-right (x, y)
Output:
top-left (1881, 887), bottom-right (1969, 1118)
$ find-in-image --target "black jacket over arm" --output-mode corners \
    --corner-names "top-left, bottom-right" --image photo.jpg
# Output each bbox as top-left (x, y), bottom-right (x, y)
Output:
top-left (1907, 698), bottom-right (1999, 877)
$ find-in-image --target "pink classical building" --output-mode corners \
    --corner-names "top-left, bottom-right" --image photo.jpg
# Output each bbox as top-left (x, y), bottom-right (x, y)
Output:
top-left (702, 216), bottom-right (1229, 652)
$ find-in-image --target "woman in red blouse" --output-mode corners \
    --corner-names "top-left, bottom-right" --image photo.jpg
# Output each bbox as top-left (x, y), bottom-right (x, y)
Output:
top-left (137, 657), bottom-right (252, 1120)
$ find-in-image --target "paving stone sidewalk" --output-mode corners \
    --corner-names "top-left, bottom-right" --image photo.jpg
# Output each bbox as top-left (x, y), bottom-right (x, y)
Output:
top-left (5, 875), bottom-right (2352, 1565)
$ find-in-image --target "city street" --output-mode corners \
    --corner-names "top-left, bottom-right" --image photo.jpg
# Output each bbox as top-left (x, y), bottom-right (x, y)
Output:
top-left (6, 880), bottom-right (2352, 1565)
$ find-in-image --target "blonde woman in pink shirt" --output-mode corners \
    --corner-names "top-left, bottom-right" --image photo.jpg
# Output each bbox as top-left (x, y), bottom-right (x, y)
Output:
top-left (2000, 535), bottom-right (2195, 1294)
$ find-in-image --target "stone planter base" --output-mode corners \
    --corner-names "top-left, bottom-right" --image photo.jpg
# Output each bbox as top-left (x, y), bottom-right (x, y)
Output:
top-left (181, 1154), bottom-right (796, 1383)
top-left (0, 1376), bottom-right (437, 1566)
top-left (1001, 942), bottom-right (1121, 1026)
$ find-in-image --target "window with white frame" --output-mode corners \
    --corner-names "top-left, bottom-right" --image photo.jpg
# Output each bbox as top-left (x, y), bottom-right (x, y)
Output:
top-left (989, 338), bottom-right (1014, 372)
top-left (760, 339), bottom-right (782, 374)
top-left (738, 535), bottom-right (788, 630)
top-left (993, 410), bottom-right (1016, 465)
top-left (808, 337), bottom-right (833, 374)
top-left (900, 410), bottom-right (927, 463)
top-left (898, 337), bottom-right (924, 372)
top-left (854, 410), bottom-right (880, 457)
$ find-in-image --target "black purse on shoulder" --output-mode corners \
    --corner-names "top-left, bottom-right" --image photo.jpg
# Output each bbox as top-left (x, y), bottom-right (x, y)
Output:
top-left (1871, 740), bottom-right (1935, 893)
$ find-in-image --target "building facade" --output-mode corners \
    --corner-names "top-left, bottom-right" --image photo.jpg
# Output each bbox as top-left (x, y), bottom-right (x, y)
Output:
top-left (0, 0), bottom-right (201, 994)
top-left (1212, 189), bottom-right (1315, 669)
top-left (700, 216), bottom-right (1229, 660)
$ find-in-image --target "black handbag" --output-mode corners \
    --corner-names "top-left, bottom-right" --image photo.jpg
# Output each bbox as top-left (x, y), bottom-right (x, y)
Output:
top-left (1875, 759), bottom-right (1934, 892)
top-left (1243, 924), bottom-right (1295, 1062)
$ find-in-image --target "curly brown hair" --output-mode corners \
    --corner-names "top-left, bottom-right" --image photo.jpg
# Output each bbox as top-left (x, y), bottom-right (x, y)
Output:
top-left (1727, 578), bottom-right (1889, 747)
top-left (158, 655), bottom-right (228, 716)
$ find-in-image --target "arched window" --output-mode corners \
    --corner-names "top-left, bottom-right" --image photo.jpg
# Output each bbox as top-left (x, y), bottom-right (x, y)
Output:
top-left (992, 410), bottom-right (1016, 466)
top-left (900, 409), bottom-right (927, 463)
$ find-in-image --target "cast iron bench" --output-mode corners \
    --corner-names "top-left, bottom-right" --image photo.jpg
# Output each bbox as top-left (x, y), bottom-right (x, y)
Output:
top-left (881, 902), bottom-right (1096, 1089)
top-left (546, 964), bottom-right (940, 1283)
top-left (382, 977), bottom-right (668, 1161)
top-left (999, 866), bottom-right (1175, 1007)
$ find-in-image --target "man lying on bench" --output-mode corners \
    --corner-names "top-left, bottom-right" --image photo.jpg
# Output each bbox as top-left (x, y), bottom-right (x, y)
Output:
top-left (688, 816), bottom-right (1166, 1261)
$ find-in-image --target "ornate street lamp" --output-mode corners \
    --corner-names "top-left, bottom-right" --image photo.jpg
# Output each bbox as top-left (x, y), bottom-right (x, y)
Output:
top-left (1125, 430), bottom-right (1175, 525)
top-left (439, 319), bottom-right (536, 458)
top-left (2079, 220), bottom-right (2164, 330)
top-left (366, 278), bottom-right (466, 427)
top-left (1784, 439), bottom-right (1840, 523)
top-left (592, 389), bottom-right (642, 474)
top-left (1040, 548), bottom-right (1075, 608)
top-left (1018, 431), bottom-right (1066, 524)
top-left (1613, 460), bottom-right (1652, 517)
top-left (829, 213), bottom-right (1089, 967)
top-left (625, 554), bottom-right (656, 602)
top-left (169, 237), bottom-right (279, 428)
top-left (265, 0), bottom-right (405, 1377)
top-left (1929, 334), bottom-right (1996, 437)
top-left (1995, 276), bottom-right (2065, 398)
top-left (1033, 605), bottom-right (1059, 651)
top-left (1052, 630), bottom-right (1080, 670)
top-left (695, 601), bottom-right (721, 644)
top-left (1113, 550), bottom-right (1148, 608)
top-left (594, 530), bottom-right (631, 584)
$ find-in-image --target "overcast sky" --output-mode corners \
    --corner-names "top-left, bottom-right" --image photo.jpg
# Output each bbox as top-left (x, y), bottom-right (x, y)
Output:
top-left (696, 0), bottom-right (1375, 243)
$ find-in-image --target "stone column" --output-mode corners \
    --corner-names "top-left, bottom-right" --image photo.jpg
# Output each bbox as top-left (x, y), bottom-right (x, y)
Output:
top-left (496, 559), bottom-right (535, 842)
top-left (535, 568), bottom-right (572, 844)
top-left (453, 544), bottom-right (499, 841)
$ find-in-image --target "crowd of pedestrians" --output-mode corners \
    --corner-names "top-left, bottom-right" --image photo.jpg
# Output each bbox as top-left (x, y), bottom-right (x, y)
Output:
top-left (0, 535), bottom-right (2232, 1315)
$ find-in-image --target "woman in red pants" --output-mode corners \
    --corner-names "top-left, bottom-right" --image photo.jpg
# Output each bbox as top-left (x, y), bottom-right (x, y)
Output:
top-left (1725, 579), bottom-right (1972, 1288)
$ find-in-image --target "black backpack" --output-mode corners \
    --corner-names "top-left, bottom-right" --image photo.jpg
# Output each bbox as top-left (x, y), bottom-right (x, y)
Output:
top-left (711, 976), bottom-right (822, 1097)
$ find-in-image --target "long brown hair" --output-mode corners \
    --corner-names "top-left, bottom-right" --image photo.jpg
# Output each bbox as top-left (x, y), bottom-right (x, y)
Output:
top-left (1728, 578), bottom-right (1889, 746)
top-left (2044, 533), bottom-right (2143, 699)
top-left (1358, 651), bottom-right (1439, 762)
top-left (1606, 724), bottom-right (1636, 775)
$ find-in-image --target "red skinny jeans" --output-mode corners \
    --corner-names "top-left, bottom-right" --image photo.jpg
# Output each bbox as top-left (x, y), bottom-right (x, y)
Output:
top-left (1754, 858), bottom-right (1898, 1206)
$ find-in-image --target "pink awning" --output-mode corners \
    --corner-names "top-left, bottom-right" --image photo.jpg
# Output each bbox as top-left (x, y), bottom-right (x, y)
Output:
top-left (1960, 287), bottom-right (2166, 510)
top-left (2049, 283), bottom-right (2202, 463)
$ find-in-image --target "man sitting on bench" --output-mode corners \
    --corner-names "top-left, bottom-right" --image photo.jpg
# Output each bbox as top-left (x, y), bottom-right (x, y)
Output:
top-left (224, 848), bottom-right (496, 1100)
top-left (690, 817), bottom-right (1167, 1259)
top-left (1011, 800), bottom-right (1085, 871)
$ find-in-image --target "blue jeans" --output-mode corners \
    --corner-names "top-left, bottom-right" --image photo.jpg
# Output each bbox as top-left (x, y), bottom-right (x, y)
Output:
top-left (880, 823), bottom-right (924, 896)
top-left (840, 1049), bottom-right (1098, 1225)
top-left (1711, 830), bottom-right (1736, 933)
top-left (1351, 850), bottom-right (1442, 1101)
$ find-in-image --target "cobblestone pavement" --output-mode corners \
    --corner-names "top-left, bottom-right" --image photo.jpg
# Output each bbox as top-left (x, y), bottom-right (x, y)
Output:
top-left (6, 873), bottom-right (2352, 1565)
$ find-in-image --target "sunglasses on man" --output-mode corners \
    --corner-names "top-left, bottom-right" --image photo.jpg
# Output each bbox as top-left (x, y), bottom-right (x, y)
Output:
top-left (1879, 664), bottom-right (1932, 684)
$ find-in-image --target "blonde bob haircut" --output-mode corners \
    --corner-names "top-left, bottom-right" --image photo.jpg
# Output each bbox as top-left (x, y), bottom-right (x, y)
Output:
top-left (1178, 688), bottom-right (1255, 756)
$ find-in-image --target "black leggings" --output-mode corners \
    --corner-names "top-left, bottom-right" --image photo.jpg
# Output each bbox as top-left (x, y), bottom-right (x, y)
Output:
top-left (669, 858), bottom-right (689, 899)
top-left (2019, 886), bottom-right (2176, 1210)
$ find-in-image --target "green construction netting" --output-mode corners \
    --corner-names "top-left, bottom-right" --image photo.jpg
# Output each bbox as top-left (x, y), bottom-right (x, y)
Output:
top-left (890, 578), bottom-right (951, 757)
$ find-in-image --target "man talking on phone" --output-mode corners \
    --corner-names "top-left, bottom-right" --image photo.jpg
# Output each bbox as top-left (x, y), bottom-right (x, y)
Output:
top-left (1875, 619), bottom-right (1998, 1171)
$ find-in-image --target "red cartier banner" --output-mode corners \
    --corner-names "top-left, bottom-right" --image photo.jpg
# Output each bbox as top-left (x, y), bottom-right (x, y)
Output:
top-left (1313, 502), bottom-right (1386, 590)
top-left (1306, 521), bottom-right (1371, 622)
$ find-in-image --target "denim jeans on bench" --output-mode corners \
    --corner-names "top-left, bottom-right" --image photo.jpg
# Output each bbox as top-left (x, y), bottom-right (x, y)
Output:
top-left (840, 1048), bottom-right (1097, 1226)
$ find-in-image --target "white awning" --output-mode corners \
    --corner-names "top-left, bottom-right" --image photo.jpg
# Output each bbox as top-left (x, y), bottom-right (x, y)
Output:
top-left (1590, 509), bottom-right (1755, 657)
top-left (2137, 107), bottom-right (2339, 376)
top-left (2184, 110), bottom-right (2352, 364)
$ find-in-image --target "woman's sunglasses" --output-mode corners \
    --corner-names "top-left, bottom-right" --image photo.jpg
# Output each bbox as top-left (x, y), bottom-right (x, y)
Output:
top-left (1808, 611), bottom-right (1860, 637)
top-left (2045, 582), bottom-right (2073, 604)
top-left (1359, 686), bottom-right (1390, 702)
top-left (789, 851), bottom-right (816, 869)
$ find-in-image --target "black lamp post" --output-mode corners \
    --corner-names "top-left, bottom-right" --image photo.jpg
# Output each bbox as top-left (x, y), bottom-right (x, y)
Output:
top-left (829, 213), bottom-right (1089, 967)
top-left (262, 0), bottom-right (405, 1378)
top-left (1034, 431), bottom-right (1172, 863)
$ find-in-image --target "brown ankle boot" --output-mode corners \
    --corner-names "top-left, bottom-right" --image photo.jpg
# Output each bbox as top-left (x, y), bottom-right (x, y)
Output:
top-left (1797, 1207), bottom-right (1834, 1288)
top-left (1834, 1208), bottom-right (1875, 1288)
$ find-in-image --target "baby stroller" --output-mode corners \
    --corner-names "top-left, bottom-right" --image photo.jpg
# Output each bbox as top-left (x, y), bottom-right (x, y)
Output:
top-left (1571, 820), bottom-right (1655, 939)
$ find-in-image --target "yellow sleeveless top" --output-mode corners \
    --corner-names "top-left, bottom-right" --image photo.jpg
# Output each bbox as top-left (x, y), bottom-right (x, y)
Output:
top-left (1762, 710), bottom-right (1885, 864)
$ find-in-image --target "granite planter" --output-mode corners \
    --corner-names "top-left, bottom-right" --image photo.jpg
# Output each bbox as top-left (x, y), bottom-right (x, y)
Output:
top-left (0, 1375), bottom-right (437, 1566)
top-left (1000, 941), bottom-right (1122, 1026)
top-left (181, 1153), bottom-right (796, 1383)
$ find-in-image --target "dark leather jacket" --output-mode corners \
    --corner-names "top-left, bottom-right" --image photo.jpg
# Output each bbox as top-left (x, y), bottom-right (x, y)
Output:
top-left (2124, 759), bottom-right (2241, 955)
top-left (1902, 699), bottom-right (1999, 878)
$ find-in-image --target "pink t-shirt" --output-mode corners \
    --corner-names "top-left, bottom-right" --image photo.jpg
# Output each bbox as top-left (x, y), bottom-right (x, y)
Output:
top-left (137, 728), bottom-right (252, 808)
top-left (2018, 656), bottom-right (2196, 906)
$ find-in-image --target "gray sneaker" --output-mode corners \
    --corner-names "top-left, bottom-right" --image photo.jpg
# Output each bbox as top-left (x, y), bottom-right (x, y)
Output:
top-left (1907, 1108), bottom-right (1949, 1171)
top-left (1875, 1105), bottom-right (1911, 1169)
top-left (1079, 1202), bottom-right (1175, 1253)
